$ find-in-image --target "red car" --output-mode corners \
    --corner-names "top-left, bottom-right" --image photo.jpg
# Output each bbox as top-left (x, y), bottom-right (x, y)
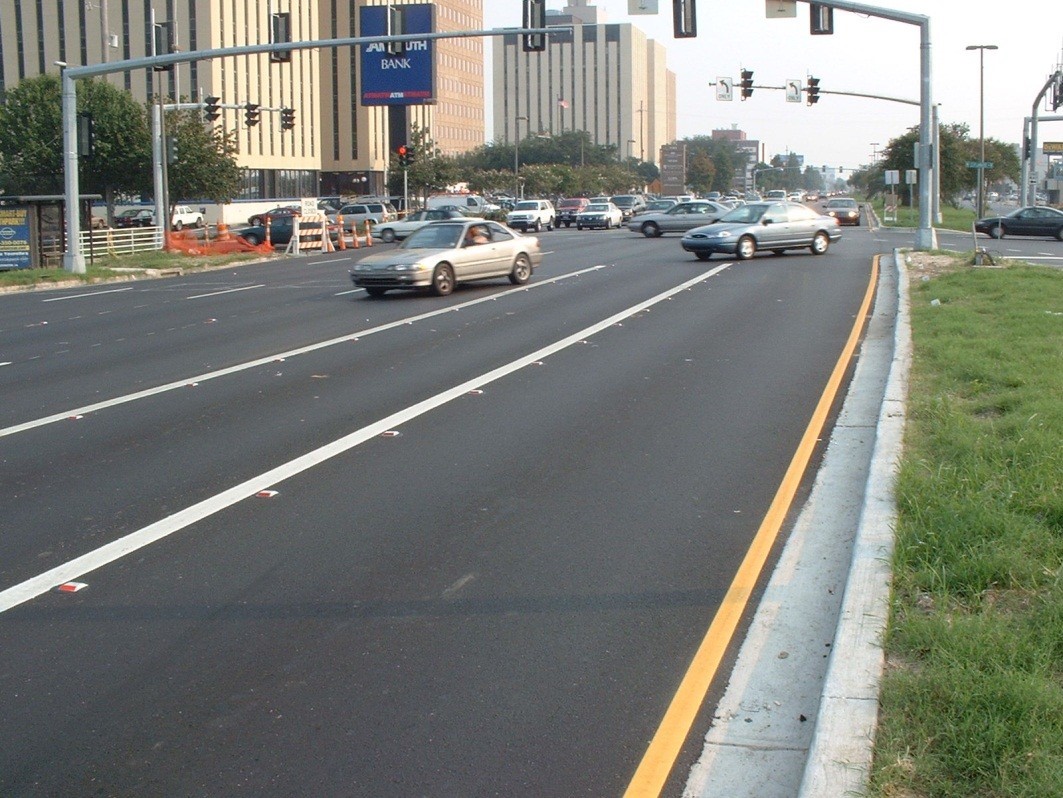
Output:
top-left (247, 206), bottom-right (301, 226)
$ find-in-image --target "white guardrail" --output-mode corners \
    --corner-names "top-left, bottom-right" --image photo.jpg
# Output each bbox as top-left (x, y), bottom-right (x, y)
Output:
top-left (77, 226), bottom-right (165, 258)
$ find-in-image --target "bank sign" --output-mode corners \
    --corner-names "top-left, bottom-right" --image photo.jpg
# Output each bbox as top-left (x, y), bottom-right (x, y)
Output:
top-left (359, 4), bottom-right (435, 106)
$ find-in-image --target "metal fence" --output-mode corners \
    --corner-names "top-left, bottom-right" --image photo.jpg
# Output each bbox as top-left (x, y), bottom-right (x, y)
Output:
top-left (79, 227), bottom-right (164, 260)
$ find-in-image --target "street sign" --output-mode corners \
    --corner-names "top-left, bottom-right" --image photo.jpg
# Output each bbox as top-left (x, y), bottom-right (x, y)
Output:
top-left (716, 77), bottom-right (733, 101)
top-left (766, 1), bottom-right (797, 18)
top-left (627, 0), bottom-right (659, 12)
top-left (905, 169), bottom-right (917, 184)
top-left (1043, 141), bottom-right (1063, 154)
top-left (785, 79), bottom-right (802, 102)
top-left (966, 161), bottom-right (993, 169)
top-left (884, 170), bottom-right (900, 185)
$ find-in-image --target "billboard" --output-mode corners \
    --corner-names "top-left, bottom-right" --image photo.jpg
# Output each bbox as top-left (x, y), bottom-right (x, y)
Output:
top-left (0, 208), bottom-right (32, 270)
top-left (359, 4), bottom-right (435, 106)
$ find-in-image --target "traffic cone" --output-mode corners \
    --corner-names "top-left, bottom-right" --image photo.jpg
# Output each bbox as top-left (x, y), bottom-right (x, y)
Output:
top-left (349, 216), bottom-right (359, 248)
top-left (336, 215), bottom-right (346, 250)
top-left (364, 220), bottom-right (373, 246)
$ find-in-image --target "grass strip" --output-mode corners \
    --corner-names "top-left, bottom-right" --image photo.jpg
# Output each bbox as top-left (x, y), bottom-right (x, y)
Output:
top-left (869, 258), bottom-right (1063, 797)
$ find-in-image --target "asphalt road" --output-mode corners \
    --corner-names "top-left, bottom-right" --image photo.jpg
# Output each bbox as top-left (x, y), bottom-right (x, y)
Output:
top-left (0, 222), bottom-right (980, 795)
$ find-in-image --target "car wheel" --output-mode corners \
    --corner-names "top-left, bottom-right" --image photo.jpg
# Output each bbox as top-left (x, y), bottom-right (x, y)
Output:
top-left (564, 222), bottom-right (571, 228)
top-left (990, 225), bottom-right (1004, 239)
top-left (174, 221), bottom-right (183, 231)
top-left (533, 219), bottom-right (542, 232)
top-left (509, 253), bottom-right (532, 285)
top-left (810, 231), bottom-right (830, 255)
top-left (1056, 227), bottom-right (1063, 242)
top-left (547, 218), bottom-right (554, 231)
top-left (242, 232), bottom-right (262, 246)
top-left (695, 252), bottom-right (712, 261)
top-left (195, 218), bottom-right (204, 228)
top-left (431, 263), bottom-right (455, 296)
top-left (365, 287), bottom-right (388, 298)
top-left (736, 235), bottom-right (756, 260)
top-left (249, 216), bottom-right (262, 226)
top-left (380, 228), bottom-right (396, 243)
top-left (641, 222), bottom-right (660, 238)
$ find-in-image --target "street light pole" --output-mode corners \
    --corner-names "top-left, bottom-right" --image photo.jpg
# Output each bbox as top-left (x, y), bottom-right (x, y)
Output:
top-left (514, 115), bottom-right (527, 199)
top-left (966, 44), bottom-right (998, 219)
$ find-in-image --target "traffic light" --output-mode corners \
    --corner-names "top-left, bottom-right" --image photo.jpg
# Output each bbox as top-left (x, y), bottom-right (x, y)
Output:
top-left (166, 135), bottom-right (178, 164)
top-left (397, 145), bottom-right (409, 168)
top-left (280, 107), bottom-right (296, 131)
top-left (522, 0), bottom-right (546, 52)
top-left (810, 3), bottom-right (834, 35)
top-left (673, 0), bottom-right (697, 38)
top-left (1052, 71), bottom-right (1063, 112)
top-left (203, 96), bottom-right (221, 123)
top-left (270, 12), bottom-right (292, 62)
top-left (77, 112), bottom-right (94, 159)
top-left (807, 77), bottom-right (821, 105)
top-left (386, 6), bottom-right (405, 56)
top-left (740, 70), bottom-right (754, 100)
top-left (245, 103), bottom-right (260, 127)
top-left (152, 22), bottom-right (174, 71)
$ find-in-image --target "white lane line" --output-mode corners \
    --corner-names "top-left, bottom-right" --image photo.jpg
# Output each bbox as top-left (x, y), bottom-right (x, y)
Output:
top-left (0, 263), bottom-right (729, 613)
top-left (0, 362), bottom-right (12, 367)
top-left (0, 263), bottom-right (610, 441)
top-left (186, 284), bottom-right (266, 300)
top-left (314, 257), bottom-right (349, 264)
top-left (334, 288), bottom-right (363, 296)
top-left (41, 287), bottom-right (134, 302)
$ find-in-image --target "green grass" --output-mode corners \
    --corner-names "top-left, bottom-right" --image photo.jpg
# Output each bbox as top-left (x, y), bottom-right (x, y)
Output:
top-left (869, 259), bottom-right (1063, 797)
top-left (870, 198), bottom-right (978, 232)
top-left (0, 249), bottom-right (268, 289)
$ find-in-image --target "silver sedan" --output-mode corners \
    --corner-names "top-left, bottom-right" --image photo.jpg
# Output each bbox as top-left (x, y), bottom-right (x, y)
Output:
top-left (626, 200), bottom-right (729, 237)
top-left (680, 202), bottom-right (841, 261)
top-left (374, 208), bottom-right (473, 243)
top-left (349, 219), bottom-right (543, 297)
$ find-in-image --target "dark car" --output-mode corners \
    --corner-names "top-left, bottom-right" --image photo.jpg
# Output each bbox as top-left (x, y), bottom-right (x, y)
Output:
top-left (610, 194), bottom-right (646, 220)
top-left (975, 206), bottom-right (1063, 240)
top-left (248, 206), bottom-right (301, 226)
top-left (680, 201), bottom-right (841, 261)
top-left (823, 197), bottom-right (862, 226)
top-left (113, 208), bottom-right (156, 228)
top-left (556, 197), bottom-right (590, 228)
top-left (237, 215), bottom-right (339, 248)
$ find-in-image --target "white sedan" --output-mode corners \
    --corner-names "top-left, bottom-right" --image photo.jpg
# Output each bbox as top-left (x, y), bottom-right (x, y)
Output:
top-left (576, 202), bottom-right (624, 230)
top-left (374, 207), bottom-right (473, 243)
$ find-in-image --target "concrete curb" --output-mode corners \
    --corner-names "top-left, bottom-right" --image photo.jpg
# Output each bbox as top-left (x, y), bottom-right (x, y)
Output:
top-left (796, 249), bottom-right (911, 797)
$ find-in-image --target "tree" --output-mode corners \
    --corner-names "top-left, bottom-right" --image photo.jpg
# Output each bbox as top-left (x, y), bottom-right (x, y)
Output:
top-left (165, 108), bottom-right (242, 217)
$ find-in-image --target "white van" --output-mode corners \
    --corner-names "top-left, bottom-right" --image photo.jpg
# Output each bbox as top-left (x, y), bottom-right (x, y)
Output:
top-left (426, 194), bottom-right (491, 216)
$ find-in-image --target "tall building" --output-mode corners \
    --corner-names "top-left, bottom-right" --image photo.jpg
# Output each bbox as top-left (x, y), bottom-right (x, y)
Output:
top-left (492, 0), bottom-right (675, 164)
top-left (0, 0), bottom-right (485, 199)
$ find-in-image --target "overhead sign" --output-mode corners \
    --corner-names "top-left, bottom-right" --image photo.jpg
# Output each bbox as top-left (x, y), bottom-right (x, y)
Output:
top-left (766, 1), bottom-right (797, 18)
top-left (359, 4), bottom-right (435, 106)
top-left (1043, 141), bottom-right (1063, 154)
top-left (966, 161), bottom-right (994, 169)
top-left (0, 208), bottom-right (32, 270)
top-left (716, 77), bottom-right (733, 102)
top-left (785, 79), bottom-right (802, 103)
top-left (627, 0), bottom-right (659, 13)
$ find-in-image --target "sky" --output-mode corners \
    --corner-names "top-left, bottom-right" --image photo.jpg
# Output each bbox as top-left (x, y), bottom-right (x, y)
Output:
top-left (481, 1), bottom-right (1063, 172)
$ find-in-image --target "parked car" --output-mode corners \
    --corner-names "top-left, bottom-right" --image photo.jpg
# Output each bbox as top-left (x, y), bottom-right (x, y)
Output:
top-left (374, 207), bottom-right (473, 243)
top-left (113, 208), bottom-right (156, 228)
top-left (330, 201), bottom-right (397, 232)
top-left (576, 202), bottom-right (624, 230)
top-left (248, 206), bottom-right (300, 226)
top-left (170, 204), bottom-right (204, 230)
top-left (610, 194), bottom-right (645, 220)
top-left (349, 219), bottom-right (543, 297)
top-left (823, 197), bottom-right (862, 226)
top-left (556, 197), bottom-right (590, 228)
top-left (506, 199), bottom-right (555, 232)
top-left (237, 215), bottom-right (339, 248)
top-left (626, 200), bottom-right (729, 237)
top-left (680, 201), bottom-right (841, 261)
top-left (974, 206), bottom-right (1063, 240)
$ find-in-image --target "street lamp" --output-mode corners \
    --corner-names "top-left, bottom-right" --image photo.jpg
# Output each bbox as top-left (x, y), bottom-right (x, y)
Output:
top-left (627, 138), bottom-right (637, 161)
top-left (966, 44), bottom-right (998, 219)
top-left (513, 115), bottom-right (527, 200)
top-left (870, 142), bottom-right (880, 162)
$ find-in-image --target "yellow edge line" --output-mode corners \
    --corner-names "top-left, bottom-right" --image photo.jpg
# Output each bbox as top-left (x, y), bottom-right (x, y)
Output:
top-left (623, 255), bottom-right (882, 797)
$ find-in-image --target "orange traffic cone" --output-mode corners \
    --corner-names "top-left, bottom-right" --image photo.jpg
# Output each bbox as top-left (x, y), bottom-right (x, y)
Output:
top-left (364, 220), bottom-right (373, 246)
top-left (336, 215), bottom-right (346, 250)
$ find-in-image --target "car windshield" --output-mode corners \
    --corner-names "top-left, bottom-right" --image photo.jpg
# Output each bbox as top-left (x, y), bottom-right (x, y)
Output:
top-left (559, 199), bottom-right (584, 208)
top-left (719, 203), bottom-right (769, 223)
top-left (585, 204), bottom-right (611, 212)
top-left (612, 196), bottom-right (636, 206)
top-left (827, 199), bottom-right (857, 209)
top-left (402, 223), bottom-right (463, 250)
top-left (514, 201), bottom-right (539, 211)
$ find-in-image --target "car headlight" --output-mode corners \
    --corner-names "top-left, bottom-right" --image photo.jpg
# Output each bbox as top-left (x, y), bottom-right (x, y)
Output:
top-left (712, 230), bottom-right (732, 239)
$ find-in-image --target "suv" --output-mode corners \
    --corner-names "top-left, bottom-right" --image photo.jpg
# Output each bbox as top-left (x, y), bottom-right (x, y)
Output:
top-left (331, 201), bottom-right (397, 232)
top-left (171, 204), bottom-right (204, 230)
top-left (556, 197), bottom-right (590, 228)
top-left (610, 194), bottom-right (645, 220)
top-left (506, 199), bottom-right (555, 232)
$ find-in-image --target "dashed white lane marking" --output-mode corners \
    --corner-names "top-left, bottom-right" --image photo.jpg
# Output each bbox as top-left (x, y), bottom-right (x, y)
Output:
top-left (0, 264), bottom-right (730, 613)
top-left (186, 284), bottom-right (266, 300)
top-left (41, 287), bottom-right (135, 302)
top-left (0, 264), bottom-right (611, 441)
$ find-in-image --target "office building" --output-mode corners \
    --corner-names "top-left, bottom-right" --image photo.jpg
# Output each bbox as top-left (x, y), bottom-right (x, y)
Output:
top-left (492, 0), bottom-right (676, 164)
top-left (0, 0), bottom-right (485, 199)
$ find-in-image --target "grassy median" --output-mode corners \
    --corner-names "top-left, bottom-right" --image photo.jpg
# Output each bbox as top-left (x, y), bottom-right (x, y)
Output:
top-left (870, 256), bottom-right (1063, 797)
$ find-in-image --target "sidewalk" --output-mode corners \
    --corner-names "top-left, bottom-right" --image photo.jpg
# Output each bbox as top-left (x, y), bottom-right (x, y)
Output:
top-left (683, 251), bottom-right (911, 797)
